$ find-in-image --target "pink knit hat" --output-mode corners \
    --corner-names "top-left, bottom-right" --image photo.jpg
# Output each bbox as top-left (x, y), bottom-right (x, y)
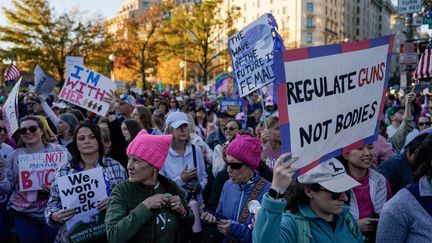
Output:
top-left (226, 134), bottom-right (262, 169)
top-left (127, 130), bottom-right (173, 170)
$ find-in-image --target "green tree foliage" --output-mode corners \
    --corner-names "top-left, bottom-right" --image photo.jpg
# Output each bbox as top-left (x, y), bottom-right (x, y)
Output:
top-left (0, 0), bottom-right (112, 82)
top-left (161, 0), bottom-right (239, 85)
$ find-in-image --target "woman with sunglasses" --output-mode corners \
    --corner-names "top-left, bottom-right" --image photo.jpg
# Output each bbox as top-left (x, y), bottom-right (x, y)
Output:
top-left (341, 144), bottom-right (392, 241)
top-left (45, 121), bottom-right (127, 243)
top-left (0, 115), bottom-right (71, 243)
top-left (211, 119), bottom-right (240, 177)
top-left (201, 133), bottom-right (271, 243)
top-left (253, 157), bottom-right (363, 243)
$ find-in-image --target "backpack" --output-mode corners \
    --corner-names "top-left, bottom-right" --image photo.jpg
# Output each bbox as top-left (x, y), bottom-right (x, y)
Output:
top-left (288, 211), bottom-right (360, 243)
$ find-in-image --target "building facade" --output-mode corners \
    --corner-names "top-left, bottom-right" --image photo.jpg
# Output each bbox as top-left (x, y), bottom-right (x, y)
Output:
top-left (106, 0), bottom-right (161, 35)
top-left (222, 0), bottom-right (396, 48)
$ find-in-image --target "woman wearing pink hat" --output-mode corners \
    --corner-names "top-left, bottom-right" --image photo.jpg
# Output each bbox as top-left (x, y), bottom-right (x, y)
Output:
top-left (201, 133), bottom-right (271, 243)
top-left (105, 130), bottom-right (194, 243)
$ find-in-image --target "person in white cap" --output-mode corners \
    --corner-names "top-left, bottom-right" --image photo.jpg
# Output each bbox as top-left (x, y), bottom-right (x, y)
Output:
top-left (161, 112), bottom-right (208, 205)
top-left (253, 154), bottom-right (363, 243)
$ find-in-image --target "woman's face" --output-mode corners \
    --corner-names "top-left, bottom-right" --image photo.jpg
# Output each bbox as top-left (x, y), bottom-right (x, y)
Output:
top-left (127, 155), bottom-right (155, 183)
top-left (131, 108), bottom-right (140, 123)
top-left (269, 123), bottom-right (281, 143)
top-left (344, 144), bottom-right (374, 170)
top-left (196, 110), bottom-right (206, 122)
top-left (224, 121), bottom-right (239, 140)
top-left (226, 155), bottom-right (251, 184)
top-left (121, 123), bottom-right (131, 142)
top-left (76, 127), bottom-right (99, 156)
top-left (20, 119), bottom-right (43, 146)
top-left (307, 186), bottom-right (349, 217)
top-left (170, 99), bottom-right (177, 109)
top-left (253, 109), bottom-right (262, 120)
top-left (172, 123), bottom-right (190, 142)
top-left (57, 119), bottom-right (70, 135)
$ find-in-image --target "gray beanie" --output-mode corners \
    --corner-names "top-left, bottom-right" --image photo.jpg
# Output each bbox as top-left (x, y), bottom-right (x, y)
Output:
top-left (59, 113), bottom-right (79, 135)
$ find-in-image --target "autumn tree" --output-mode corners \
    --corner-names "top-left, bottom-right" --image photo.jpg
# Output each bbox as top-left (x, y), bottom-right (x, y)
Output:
top-left (113, 1), bottom-right (174, 90)
top-left (160, 0), bottom-right (240, 85)
top-left (0, 0), bottom-right (112, 82)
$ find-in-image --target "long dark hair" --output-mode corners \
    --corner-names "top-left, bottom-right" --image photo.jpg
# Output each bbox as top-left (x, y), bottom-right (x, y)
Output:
top-left (412, 134), bottom-right (432, 182)
top-left (70, 121), bottom-right (105, 169)
top-left (123, 119), bottom-right (142, 142)
top-left (285, 181), bottom-right (320, 212)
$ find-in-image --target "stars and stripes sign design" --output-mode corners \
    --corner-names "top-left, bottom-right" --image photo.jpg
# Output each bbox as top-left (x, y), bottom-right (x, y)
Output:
top-left (4, 64), bottom-right (21, 81)
top-left (414, 41), bottom-right (432, 80)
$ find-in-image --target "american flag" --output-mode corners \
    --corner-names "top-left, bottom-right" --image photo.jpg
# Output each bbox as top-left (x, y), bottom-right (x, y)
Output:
top-left (4, 63), bottom-right (21, 81)
top-left (414, 40), bottom-right (432, 80)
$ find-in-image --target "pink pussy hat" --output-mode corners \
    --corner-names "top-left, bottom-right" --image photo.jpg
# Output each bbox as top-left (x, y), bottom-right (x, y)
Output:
top-left (226, 134), bottom-right (262, 169)
top-left (127, 129), bottom-right (173, 170)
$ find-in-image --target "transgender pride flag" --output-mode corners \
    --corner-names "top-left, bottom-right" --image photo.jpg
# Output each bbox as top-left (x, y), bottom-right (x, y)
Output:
top-left (214, 72), bottom-right (229, 93)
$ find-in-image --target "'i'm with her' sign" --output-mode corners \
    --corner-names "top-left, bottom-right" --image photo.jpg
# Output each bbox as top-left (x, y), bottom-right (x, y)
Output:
top-left (59, 65), bottom-right (115, 116)
top-left (275, 35), bottom-right (394, 176)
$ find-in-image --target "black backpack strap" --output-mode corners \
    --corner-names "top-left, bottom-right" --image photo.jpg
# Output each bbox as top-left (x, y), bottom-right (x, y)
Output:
top-left (405, 183), bottom-right (432, 217)
top-left (191, 144), bottom-right (197, 168)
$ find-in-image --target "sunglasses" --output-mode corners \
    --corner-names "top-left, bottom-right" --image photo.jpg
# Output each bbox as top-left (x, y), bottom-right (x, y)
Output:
top-left (224, 126), bottom-right (237, 132)
top-left (418, 122), bottom-right (431, 126)
top-left (319, 187), bottom-right (349, 200)
top-left (226, 162), bottom-right (245, 170)
top-left (19, 126), bottom-right (39, 135)
top-left (0, 127), bottom-right (6, 133)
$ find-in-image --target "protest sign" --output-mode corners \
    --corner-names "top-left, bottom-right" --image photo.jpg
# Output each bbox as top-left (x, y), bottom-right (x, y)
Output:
top-left (130, 87), bottom-right (143, 95)
top-left (58, 167), bottom-right (107, 243)
top-left (114, 80), bottom-right (126, 90)
top-left (66, 56), bottom-right (84, 78)
top-left (18, 151), bottom-right (67, 192)
top-left (59, 64), bottom-right (115, 116)
top-left (1, 78), bottom-right (21, 138)
top-left (228, 13), bottom-right (284, 97)
top-left (33, 65), bottom-right (57, 99)
top-left (220, 99), bottom-right (243, 117)
top-left (275, 35), bottom-right (394, 175)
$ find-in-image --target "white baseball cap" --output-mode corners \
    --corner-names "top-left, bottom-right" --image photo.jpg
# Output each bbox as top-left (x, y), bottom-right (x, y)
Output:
top-left (166, 111), bottom-right (189, 129)
top-left (297, 158), bottom-right (360, 193)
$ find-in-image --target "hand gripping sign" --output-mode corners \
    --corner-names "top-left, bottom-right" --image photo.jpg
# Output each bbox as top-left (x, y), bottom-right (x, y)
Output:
top-left (275, 35), bottom-right (394, 176)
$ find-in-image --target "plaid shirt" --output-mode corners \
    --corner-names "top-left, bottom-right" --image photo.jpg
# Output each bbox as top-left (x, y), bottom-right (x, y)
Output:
top-left (45, 156), bottom-right (127, 243)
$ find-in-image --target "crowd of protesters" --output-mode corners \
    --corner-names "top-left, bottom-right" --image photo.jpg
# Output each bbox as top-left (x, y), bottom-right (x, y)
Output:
top-left (0, 83), bottom-right (431, 243)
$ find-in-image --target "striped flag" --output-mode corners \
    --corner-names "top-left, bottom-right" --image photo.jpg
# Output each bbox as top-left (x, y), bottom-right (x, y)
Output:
top-left (4, 63), bottom-right (21, 81)
top-left (414, 41), bottom-right (432, 80)
top-left (214, 71), bottom-right (229, 93)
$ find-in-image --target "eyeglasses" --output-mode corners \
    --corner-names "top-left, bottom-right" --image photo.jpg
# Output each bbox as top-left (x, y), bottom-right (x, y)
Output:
top-left (224, 126), bottom-right (237, 132)
top-left (19, 126), bottom-right (39, 135)
top-left (0, 127), bottom-right (6, 133)
top-left (418, 122), bottom-right (431, 126)
top-left (319, 187), bottom-right (348, 200)
top-left (226, 162), bottom-right (245, 170)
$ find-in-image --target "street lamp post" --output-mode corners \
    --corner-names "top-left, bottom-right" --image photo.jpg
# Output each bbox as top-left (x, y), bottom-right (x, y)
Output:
top-left (179, 60), bottom-right (187, 91)
top-left (108, 53), bottom-right (116, 81)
